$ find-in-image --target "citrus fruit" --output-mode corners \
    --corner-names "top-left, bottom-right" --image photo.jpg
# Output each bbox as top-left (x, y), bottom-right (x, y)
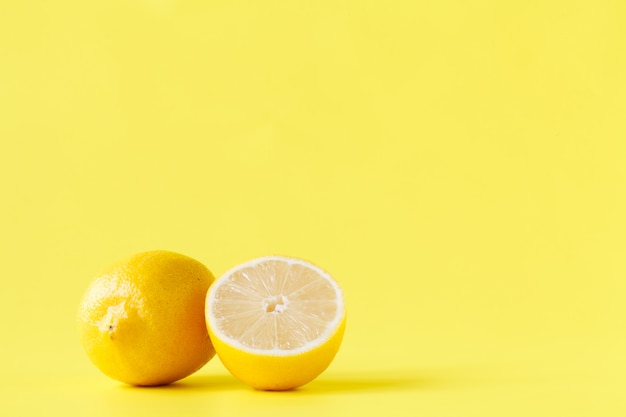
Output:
top-left (206, 256), bottom-right (346, 390)
top-left (77, 250), bottom-right (216, 386)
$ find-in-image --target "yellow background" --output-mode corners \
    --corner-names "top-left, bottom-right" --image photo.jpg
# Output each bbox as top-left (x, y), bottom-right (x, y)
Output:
top-left (2, 1), bottom-right (626, 415)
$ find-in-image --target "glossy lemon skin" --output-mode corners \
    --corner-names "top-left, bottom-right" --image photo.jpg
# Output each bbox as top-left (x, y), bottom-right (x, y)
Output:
top-left (208, 311), bottom-right (346, 391)
top-left (77, 250), bottom-right (215, 386)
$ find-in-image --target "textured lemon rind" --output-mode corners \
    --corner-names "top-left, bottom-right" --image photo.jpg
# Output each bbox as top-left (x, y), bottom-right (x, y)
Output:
top-left (209, 316), bottom-right (346, 390)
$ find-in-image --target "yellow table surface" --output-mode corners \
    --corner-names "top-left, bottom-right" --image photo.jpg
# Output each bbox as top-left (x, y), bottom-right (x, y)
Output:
top-left (2, 1), bottom-right (626, 416)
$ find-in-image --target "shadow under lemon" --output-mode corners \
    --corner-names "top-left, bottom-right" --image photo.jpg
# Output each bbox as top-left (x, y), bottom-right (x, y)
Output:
top-left (116, 369), bottom-right (448, 394)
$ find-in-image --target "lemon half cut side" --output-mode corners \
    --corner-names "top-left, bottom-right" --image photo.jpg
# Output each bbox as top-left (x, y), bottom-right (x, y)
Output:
top-left (206, 256), bottom-right (346, 391)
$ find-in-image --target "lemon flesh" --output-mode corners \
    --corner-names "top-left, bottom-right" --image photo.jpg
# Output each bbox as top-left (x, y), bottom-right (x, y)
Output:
top-left (77, 250), bottom-right (216, 386)
top-left (206, 256), bottom-right (346, 390)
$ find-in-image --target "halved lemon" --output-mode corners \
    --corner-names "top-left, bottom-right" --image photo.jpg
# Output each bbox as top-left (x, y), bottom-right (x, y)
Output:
top-left (206, 256), bottom-right (346, 390)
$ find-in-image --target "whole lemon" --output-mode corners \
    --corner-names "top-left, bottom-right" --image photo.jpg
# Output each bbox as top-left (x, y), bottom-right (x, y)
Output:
top-left (77, 250), bottom-right (215, 386)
